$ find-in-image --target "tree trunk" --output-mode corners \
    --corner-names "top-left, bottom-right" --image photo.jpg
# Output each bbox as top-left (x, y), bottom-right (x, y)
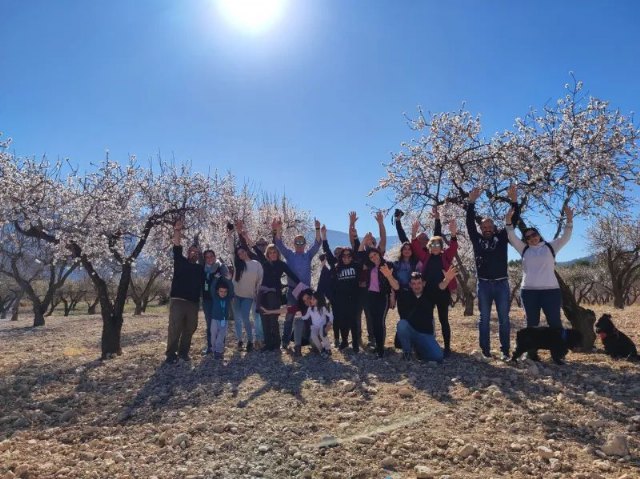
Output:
top-left (133, 300), bottom-right (143, 316)
top-left (612, 289), bottom-right (625, 309)
top-left (33, 304), bottom-right (45, 327)
top-left (101, 312), bottom-right (124, 358)
top-left (556, 273), bottom-right (596, 351)
top-left (87, 297), bottom-right (99, 314)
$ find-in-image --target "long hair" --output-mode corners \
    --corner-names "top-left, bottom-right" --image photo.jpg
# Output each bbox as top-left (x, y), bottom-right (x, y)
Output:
top-left (338, 247), bottom-right (354, 265)
top-left (233, 246), bottom-right (247, 282)
top-left (265, 244), bottom-right (280, 262)
top-left (396, 241), bottom-right (417, 263)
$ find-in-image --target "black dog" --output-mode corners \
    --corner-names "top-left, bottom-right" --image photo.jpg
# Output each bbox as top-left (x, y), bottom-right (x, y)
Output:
top-left (595, 314), bottom-right (638, 360)
top-left (511, 327), bottom-right (583, 365)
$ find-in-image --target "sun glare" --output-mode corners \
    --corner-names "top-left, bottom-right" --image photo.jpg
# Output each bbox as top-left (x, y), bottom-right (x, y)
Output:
top-left (216, 0), bottom-right (289, 34)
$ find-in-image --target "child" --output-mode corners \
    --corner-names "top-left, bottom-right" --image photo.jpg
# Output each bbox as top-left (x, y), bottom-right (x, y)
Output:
top-left (299, 291), bottom-right (334, 358)
top-left (210, 279), bottom-right (233, 360)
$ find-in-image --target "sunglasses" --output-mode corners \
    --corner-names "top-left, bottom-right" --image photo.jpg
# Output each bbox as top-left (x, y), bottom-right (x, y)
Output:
top-left (294, 240), bottom-right (306, 246)
top-left (430, 242), bottom-right (443, 248)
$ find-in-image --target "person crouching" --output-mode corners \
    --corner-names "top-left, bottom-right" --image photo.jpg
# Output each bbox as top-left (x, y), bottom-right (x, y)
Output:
top-left (299, 291), bottom-right (334, 358)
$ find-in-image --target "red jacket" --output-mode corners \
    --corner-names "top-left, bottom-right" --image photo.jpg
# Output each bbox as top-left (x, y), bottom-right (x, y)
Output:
top-left (410, 238), bottom-right (458, 292)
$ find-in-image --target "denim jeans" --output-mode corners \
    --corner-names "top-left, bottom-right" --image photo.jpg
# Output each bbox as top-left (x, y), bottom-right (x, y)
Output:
top-left (281, 293), bottom-right (305, 347)
top-left (210, 319), bottom-right (228, 354)
top-left (477, 278), bottom-right (511, 355)
top-left (396, 319), bottom-right (443, 362)
top-left (252, 310), bottom-right (264, 341)
top-left (520, 288), bottom-right (562, 328)
top-left (233, 296), bottom-right (254, 343)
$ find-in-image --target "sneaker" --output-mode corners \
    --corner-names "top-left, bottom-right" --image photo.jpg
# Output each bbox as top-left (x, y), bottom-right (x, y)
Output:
top-left (320, 350), bottom-right (329, 359)
top-left (165, 354), bottom-right (178, 365)
top-left (246, 342), bottom-right (254, 353)
top-left (499, 352), bottom-right (510, 361)
top-left (237, 341), bottom-right (244, 351)
top-left (293, 346), bottom-right (302, 357)
top-left (178, 354), bottom-right (191, 362)
top-left (334, 339), bottom-right (340, 349)
top-left (338, 341), bottom-right (349, 351)
top-left (201, 347), bottom-right (212, 356)
top-left (213, 352), bottom-right (224, 360)
top-left (482, 350), bottom-right (492, 359)
top-left (527, 352), bottom-right (541, 362)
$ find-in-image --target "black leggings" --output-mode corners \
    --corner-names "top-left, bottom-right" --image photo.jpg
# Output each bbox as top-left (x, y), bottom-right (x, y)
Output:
top-left (334, 293), bottom-right (361, 350)
top-left (427, 287), bottom-right (451, 350)
top-left (367, 291), bottom-right (389, 356)
top-left (260, 291), bottom-right (282, 350)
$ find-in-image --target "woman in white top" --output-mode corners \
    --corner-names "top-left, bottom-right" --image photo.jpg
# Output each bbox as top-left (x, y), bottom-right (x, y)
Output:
top-left (505, 205), bottom-right (573, 330)
top-left (299, 291), bottom-right (334, 358)
top-left (232, 245), bottom-right (263, 352)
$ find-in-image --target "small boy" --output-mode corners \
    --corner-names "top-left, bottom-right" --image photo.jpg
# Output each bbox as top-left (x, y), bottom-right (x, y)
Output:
top-left (210, 279), bottom-right (233, 360)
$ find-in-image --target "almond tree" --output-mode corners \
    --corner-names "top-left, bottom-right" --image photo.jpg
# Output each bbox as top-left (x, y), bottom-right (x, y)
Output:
top-left (374, 77), bottom-right (639, 348)
top-left (588, 213), bottom-right (640, 309)
top-left (0, 143), bottom-right (233, 358)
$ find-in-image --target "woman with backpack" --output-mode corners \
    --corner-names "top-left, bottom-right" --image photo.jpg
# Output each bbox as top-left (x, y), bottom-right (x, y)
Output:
top-left (505, 204), bottom-right (573, 336)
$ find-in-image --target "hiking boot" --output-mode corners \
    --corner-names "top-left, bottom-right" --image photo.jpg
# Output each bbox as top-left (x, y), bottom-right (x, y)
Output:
top-left (246, 342), bottom-right (254, 353)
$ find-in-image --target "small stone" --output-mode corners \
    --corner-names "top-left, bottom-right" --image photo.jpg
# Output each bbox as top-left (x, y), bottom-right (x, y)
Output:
top-left (539, 413), bottom-right (554, 423)
top-left (435, 438), bottom-right (448, 448)
top-left (398, 387), bottom-right (413, 398)
top-left (0, 440), bottom-right (10, 452)
top-left (14, 465), bottom-right (29, 478)
top-left (212, 424), bottom-right (225, 433)
top-left (113, 452), bottom-right (126, 463)
top-left (601, 434), bottom-right (629, 457)
top-left (172, 433), bottom-right (190, 447)
top-left (509, 443), bottom-right (523, 451)
top-left (458, 444), bottom-right (476, 458)
top-left (258, 444), bottom-right (270, 453)
top-left (301, 470), bottom-right (313, 479)
top-left (318, 435), bottom-right (339, 448)
top-left (630, 415), bottom-right (640, 423)
top-left (415, 465), bottom-right (436, 478)
top-left (355, 436), bottom-right (375, 445)
top-left (381, 456), bottom-right (395, 469)
top-left (538, 446), bottom-right (554, 459)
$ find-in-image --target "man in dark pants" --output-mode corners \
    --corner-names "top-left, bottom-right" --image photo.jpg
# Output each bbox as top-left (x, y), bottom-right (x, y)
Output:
top-left (466, 185), bottom-right (519, 360)
top-left (165, 218), bottom-right (205, 364)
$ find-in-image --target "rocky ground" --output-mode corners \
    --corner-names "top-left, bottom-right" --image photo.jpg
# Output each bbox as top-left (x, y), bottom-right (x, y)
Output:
top-left (0, 304), bottom-right (639, 479)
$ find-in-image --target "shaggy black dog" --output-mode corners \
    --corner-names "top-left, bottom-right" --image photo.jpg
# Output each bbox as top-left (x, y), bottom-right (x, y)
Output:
top-left (511, 327), bottom-right (583, 365)
top-left (595, 314), bottom-right (638, 360)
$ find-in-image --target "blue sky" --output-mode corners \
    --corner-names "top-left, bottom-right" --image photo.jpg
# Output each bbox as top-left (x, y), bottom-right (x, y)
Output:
top-left (2, 0), bottom-right (639, 261)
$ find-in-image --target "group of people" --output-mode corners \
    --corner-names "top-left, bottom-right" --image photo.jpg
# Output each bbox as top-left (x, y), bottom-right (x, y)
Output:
top-left (164, 185), bottom-right (573, 365)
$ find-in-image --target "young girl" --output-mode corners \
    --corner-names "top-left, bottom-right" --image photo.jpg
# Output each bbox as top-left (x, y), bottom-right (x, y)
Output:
top-left (299, 291), bottom-right (334, 358)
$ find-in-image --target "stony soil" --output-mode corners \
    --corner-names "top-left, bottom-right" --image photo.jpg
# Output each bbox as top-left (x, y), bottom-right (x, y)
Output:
top-left (1, 304), bottom-right (639, 479)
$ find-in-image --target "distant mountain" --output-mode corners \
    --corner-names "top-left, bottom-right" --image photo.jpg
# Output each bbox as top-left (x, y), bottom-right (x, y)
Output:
top-left (319, 229), bottom-right (400, 250)
top-left (557, 255), bottom-right (596, 267)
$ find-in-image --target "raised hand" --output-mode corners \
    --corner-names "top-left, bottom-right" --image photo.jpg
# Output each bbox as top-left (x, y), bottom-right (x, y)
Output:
top-left (349, 211), bottom-right (359, 226)
top-left (320, 224), bottom-right (327, 240)
top-left (174, 217), bottom-right (184, 231)
top-left (506, 208), bottom-right (514, 224)
top-left (563, 205), bottom-right (574, 222)
top-left (468, 187), bottom-right (481, 203)
top-left (375, 210), bottom-right (384, 224)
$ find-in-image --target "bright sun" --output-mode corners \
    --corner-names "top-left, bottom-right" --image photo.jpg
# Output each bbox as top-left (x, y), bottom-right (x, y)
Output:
top-left (216, 0), bottom-right (289, 34)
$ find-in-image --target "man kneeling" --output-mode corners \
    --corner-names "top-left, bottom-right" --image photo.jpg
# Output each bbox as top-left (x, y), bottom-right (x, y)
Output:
top-left (386, 268), bottom-right (457, 363)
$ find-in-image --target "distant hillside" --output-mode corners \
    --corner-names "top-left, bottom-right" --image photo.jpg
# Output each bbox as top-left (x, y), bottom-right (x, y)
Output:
top-left (322, 229), bottom-right (400, 250)
top-left (557, 255), bottom-right (596, 267)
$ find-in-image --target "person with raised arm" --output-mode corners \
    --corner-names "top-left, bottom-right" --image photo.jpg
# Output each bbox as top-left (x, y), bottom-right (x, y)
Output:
top-left (321, 224), bottom-right (362, 353)
top-left (165, 218), bottom-right (205, 364)
top-left (410, 211), bottom-right (458, 357)
top-left (201, 249), bottom-right (230, 355)
top-left (274, 217), bottom-right (322, 357)
top-left (466, 184), bottom-right (520, 360)
top-left (231, 241), bottom-right (263, 353)
top-left (236, 221), bottom-right (300, 351)
top-left (506, 204), bottom-right (573, 358)
top-left (351, 210), bottom-right (387, 351)
top-left (359, 232), bottom-right (394, 358)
